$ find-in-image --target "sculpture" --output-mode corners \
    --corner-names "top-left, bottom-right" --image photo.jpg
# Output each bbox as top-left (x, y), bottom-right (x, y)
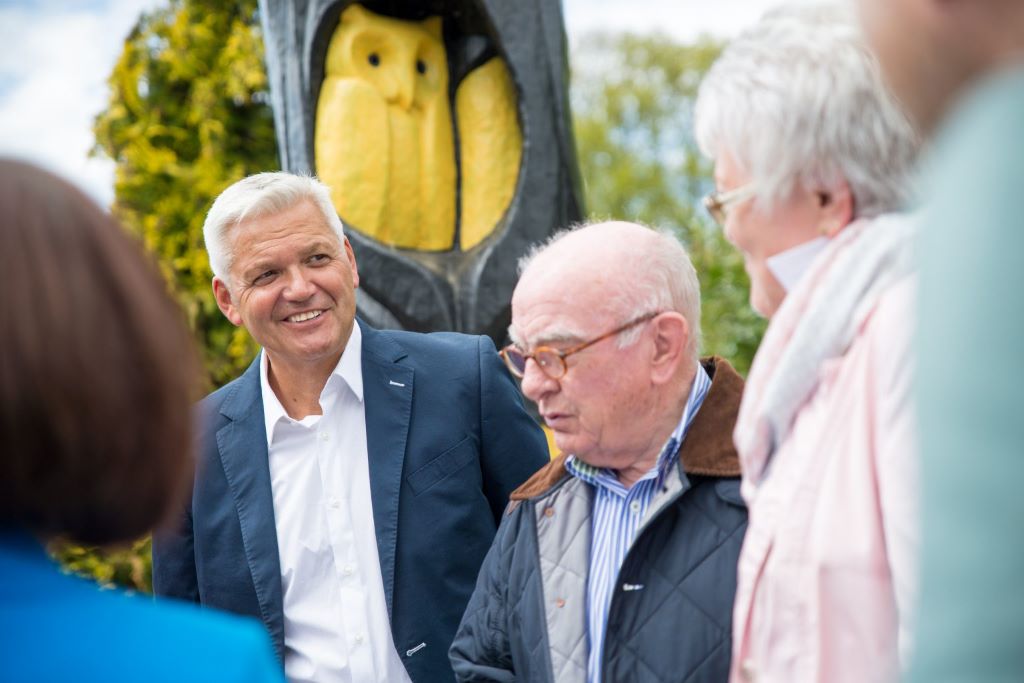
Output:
top-left (258, 0), bottom-right (582, 342)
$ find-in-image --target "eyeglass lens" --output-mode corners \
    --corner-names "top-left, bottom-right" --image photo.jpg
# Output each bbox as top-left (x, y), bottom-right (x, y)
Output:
top-left (502, 346), bottom-right (567, 379)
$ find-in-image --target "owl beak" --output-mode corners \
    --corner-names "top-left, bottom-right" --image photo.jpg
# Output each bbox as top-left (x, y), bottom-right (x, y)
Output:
top-left (392, 70), bottom-right (415, 111)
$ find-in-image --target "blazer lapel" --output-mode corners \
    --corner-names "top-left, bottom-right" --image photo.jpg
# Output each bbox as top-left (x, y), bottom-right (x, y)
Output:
top-left (215, 356), bottom-right (285, 655)
top-left (360, 323), bottom-right (413, 620)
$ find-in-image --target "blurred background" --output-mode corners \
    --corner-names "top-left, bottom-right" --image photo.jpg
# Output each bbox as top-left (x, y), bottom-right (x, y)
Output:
top-left (0, 0), bottom-right (818, 591)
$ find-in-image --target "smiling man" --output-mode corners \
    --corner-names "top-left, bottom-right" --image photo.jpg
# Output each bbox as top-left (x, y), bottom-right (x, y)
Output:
top-left (152, 172), bottom-right (548, 683)
top-left (450, 221), bottom-right (748, 683)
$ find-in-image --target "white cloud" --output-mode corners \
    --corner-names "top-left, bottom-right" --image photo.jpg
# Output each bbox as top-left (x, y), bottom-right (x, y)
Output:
top-left (0, 0), bottom-right (161, 205)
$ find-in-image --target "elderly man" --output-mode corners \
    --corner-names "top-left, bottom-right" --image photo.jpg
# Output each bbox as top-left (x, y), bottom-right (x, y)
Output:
top-left (449, 221), bottom-right (747, 683)
top-left (152, 172), bottom-right (548, 683)
top-left (856, 1), bottom-right (1024, 680)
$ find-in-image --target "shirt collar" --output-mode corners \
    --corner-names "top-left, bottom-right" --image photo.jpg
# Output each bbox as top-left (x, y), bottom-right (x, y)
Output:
top-left (566, 363), bottom-right (712, 492)
top-left (259, 322), bottom-right (364, 447)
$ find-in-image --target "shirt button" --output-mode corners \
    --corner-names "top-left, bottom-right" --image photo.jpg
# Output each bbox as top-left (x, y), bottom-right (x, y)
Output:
top-left (630, 501), bottom-right (641, 514)
top-left (355, 633), bottom-right (364, 644)
top-left (328, 498), bottom-right (340, 510)
top-left (740, 659), bottom-right (757, 682)
top-left (319, 432), bottom-right (329, 441)
top-left (343, 564), bottom-right (354, 576)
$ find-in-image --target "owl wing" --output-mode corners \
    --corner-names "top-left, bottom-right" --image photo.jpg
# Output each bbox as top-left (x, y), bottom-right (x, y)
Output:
top-left (455, 57), bottom-right (522, 251)
top-left (315, 76), bottom-right (390, 242)
top-left (409, 90), bottom-right (456, 252)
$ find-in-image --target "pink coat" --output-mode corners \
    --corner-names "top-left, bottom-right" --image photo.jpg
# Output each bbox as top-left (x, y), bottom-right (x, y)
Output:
top-left (730, 222), bottom-right (918, 683)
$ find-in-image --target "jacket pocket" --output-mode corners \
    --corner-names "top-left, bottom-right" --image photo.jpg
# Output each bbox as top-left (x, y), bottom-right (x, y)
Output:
top-left (406, 435), bottom-right (478, 495)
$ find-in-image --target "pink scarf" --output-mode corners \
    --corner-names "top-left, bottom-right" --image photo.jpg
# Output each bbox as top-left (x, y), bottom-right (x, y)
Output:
top-left (734, 213), bottom-right (918, 502)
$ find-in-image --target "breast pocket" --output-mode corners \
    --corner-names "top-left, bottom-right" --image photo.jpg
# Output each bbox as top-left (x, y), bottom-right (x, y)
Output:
top-left (405, 435), bottom-right (479, 495)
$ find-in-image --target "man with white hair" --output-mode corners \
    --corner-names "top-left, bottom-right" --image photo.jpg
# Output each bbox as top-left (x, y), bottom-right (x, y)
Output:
top-left (449, 221), bottom-right (748, 683)
top-left (856, 1), bottom-right (1024, 679)
top-left (152, 172), bottom-right (548, 683)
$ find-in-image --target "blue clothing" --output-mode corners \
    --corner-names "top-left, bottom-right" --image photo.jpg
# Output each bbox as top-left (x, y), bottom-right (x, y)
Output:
top-left (565, 366), bottom-right (711, 683)
top-left (0, 531), bottom-right (281, 683)
top-left (909, 67), bottom-right (1024, 682)
top-left (153, 321), bottom-right (549, 683)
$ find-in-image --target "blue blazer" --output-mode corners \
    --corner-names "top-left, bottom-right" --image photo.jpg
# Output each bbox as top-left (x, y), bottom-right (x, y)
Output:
top-left (153, 322), bottom-right (548, 682)
top-left (0, 531), bottom-right (281, 683)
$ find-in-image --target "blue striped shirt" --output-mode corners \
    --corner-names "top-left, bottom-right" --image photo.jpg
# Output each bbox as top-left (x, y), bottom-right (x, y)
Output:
top-left (565, 366), bottom-right (712, 683)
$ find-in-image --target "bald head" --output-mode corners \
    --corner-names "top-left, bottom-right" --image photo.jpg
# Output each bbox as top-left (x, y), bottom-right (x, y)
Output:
top-left (514, 221), bottom-right (702, 362)
top-left (520, 221), bottom-right (655, 288)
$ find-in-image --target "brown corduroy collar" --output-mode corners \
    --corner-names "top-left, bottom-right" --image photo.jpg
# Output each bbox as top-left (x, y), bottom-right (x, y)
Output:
top-left (510, 356), bottom-right (744, 502)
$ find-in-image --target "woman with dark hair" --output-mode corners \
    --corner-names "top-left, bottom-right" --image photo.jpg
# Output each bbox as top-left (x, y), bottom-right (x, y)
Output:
top-left (0, 159), bottom-right (281, 682)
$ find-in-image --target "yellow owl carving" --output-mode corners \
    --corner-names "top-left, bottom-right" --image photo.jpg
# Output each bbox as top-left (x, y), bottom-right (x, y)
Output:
top-left (316, 4), bottom-right (456, 250)
top-left (456, 57), bottom-right (522, 250)
top-left (316, 4), bottom-right (523, 252)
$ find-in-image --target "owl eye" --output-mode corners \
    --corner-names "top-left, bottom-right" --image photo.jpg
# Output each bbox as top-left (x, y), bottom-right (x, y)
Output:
top-left (416, 59), bottom-right (427, 75)
top-left (368, 52), bottom-right (380, 67)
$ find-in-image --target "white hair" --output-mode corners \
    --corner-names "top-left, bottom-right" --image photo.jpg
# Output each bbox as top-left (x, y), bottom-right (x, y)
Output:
top-left (694, 3), bottom-right (919, 216)
top-left (203, 172), bottom-right (345, 283)
top-left (518, 222), bottom-right (703, 363)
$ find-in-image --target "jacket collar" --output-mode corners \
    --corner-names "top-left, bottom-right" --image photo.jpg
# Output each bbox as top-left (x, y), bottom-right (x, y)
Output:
top-left (213, 355), bottom-right (284, 656)
top-left (510, 356), bottom-right (744, 503)
top-left (358, 321), bottom-right (413, 620)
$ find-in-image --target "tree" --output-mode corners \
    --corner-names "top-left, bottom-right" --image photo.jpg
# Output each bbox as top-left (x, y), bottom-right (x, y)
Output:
top-left (94, 0), bottom-right (277, 389)
top-left (571, 33), bottom-right (765, 372)
top-left (54, 0), bottom-right (277, 593)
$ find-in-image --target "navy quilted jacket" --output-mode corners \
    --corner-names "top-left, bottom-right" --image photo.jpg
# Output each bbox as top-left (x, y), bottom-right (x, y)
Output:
top-left (450, 358), bottom-right (748, 683)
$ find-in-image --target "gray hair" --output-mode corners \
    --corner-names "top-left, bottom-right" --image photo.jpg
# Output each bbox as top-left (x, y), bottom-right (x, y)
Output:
top-left (518, 222), bottom-right (703, 363)
top-left (203, 172), bottom-right (345, 283)
top-left (694, 3), bottom-right (919, 216)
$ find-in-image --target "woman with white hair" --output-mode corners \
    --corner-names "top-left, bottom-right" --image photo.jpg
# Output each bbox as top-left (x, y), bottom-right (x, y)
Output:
top-left (694, 5), bottom-right (920, 682)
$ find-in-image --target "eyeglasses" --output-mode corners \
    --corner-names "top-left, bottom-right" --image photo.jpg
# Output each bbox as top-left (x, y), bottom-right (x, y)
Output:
top-left (501, 311), bottom-right (662, 380)
top-left (703, 183), bottom-right (759, 227)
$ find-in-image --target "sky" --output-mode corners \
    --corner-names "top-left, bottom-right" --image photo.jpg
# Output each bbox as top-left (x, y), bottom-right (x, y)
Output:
top-left (0, 0), bottom-right (824, 205)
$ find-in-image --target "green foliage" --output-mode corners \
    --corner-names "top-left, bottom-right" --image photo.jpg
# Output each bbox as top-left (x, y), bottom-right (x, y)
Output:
top-left (571, 33), bottom-right (765, 372)
top-left (93, 0), bottom-right (278, 389)
top-left (56, 0), bottom-right (278, 594)
top-left (51, 538), bottom-right (152, 593)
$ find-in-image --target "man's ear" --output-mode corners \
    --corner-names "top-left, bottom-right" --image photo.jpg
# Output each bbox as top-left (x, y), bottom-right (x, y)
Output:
top-left (650, 312), bottom-right (689, 384)
top-left (343, 236), bottom-right (360, 289)
top-left (213, 277), bottom-right (243, 326)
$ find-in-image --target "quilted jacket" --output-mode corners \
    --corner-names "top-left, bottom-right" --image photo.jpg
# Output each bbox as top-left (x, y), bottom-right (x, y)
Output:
top-left (450, 357), bottom-right (748, 683)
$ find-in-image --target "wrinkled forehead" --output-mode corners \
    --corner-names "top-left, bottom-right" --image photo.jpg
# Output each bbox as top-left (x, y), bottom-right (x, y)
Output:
top-left (509, 268), bottom-right (614, 349)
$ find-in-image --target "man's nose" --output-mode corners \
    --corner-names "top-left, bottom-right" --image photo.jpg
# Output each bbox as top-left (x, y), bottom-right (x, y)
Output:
top-left (282, 267), bottom-right (316, 300)
top-left (520, 359), bottom-right (557, 403)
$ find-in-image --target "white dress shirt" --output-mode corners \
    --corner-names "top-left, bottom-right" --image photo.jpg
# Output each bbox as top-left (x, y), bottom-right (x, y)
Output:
top-left (260, 324), bottom-right (412, 683)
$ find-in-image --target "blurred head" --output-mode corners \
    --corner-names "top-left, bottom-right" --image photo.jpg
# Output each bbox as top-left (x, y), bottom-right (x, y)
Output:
top-left (695, 3), bottom-right (919, 317)
top-left (856, 0), bottom-right (1024, 135)
top-left (206, 173), bottom-right (359, 376)
top-left (508, 221), bottom-right (700, 480)
top-left (0, 159), bottom-right (200, 545)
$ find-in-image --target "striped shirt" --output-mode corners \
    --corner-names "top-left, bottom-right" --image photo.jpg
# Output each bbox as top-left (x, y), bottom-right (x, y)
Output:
top-left (565, 365), bottom-right (712, 683)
